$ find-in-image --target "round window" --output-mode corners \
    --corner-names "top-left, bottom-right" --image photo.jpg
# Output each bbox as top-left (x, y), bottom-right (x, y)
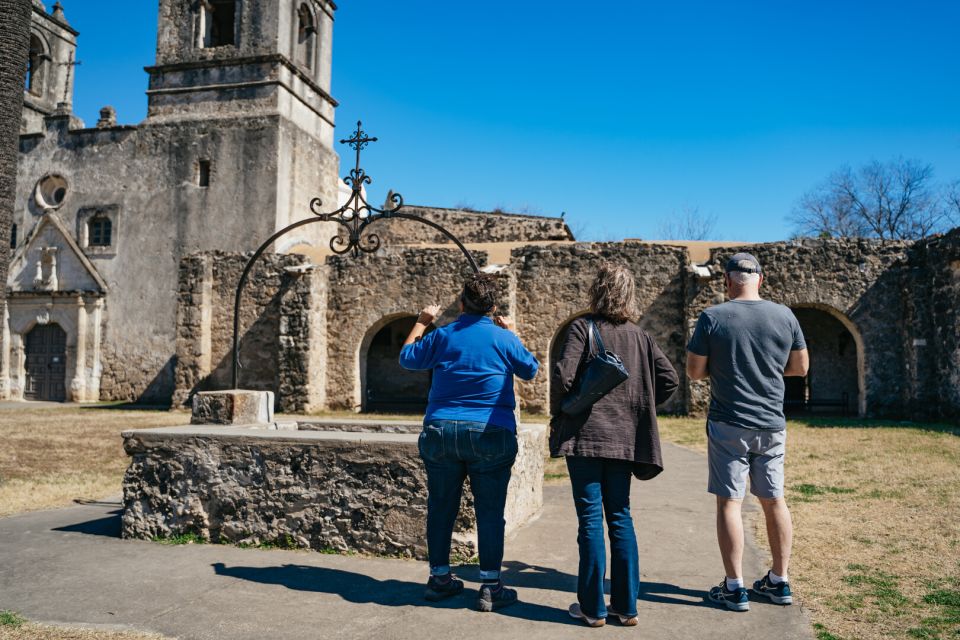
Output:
top-left (34, 174), bottom-right (68, 211)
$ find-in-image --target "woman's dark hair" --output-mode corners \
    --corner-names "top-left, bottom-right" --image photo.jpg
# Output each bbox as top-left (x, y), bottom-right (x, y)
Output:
top-left (461, 273), bottom-right (498, 315)
top-left (589, 262), bottom-right (638, 324)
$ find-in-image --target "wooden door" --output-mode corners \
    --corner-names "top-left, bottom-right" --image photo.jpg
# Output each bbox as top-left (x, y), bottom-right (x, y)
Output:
top-left (24, 324), bottom-right (67, 402)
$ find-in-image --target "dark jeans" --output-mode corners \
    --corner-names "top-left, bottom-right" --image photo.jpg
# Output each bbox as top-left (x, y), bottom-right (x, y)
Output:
top-left (418, 419), bottom-right (518, 580)
top-left (566, 456), bottom-right (640, 618)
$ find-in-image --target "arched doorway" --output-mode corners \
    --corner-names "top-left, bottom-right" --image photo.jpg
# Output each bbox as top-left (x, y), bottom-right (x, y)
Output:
top-left (786, 306), bottom-right (862, 416)
top-left (24, 323), bottom-right (67, 402)
top-left (363, 316), bottom-right (434, 413)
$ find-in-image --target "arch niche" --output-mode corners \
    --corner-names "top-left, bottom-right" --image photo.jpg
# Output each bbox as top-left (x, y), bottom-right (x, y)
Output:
top-left (787, 304), bottom-right (865, 417)
top-left (358, 314), bottom-right (435, 413)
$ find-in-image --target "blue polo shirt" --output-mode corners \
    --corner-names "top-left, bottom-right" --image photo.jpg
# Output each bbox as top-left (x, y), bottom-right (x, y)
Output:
top-left (399, 314), bottom-right (539, 431)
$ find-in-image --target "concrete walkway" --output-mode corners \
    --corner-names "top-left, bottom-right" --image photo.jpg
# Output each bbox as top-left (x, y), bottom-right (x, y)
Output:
top-left (0, 443), bottom-right (811, 639)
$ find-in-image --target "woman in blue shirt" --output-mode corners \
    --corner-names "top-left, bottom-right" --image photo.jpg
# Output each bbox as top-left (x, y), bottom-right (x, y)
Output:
top-left (400, 274), bottom-right (539, 612)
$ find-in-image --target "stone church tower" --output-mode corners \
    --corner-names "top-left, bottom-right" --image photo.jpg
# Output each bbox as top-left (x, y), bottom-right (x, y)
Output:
top-left (4, 0), bottom-right (340, 403)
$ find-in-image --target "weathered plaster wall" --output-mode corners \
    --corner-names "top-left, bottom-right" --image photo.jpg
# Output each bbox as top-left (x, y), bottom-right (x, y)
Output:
top-left (374, 206), bottom-right (573, 247)
top-left (511, 242), bottom-right (689, 414)
top-left (14, 116), bottom-right (286, 402)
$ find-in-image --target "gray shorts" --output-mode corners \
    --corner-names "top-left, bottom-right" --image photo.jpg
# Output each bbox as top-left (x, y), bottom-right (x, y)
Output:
top-left (707, 419), bottom-right (786, 499)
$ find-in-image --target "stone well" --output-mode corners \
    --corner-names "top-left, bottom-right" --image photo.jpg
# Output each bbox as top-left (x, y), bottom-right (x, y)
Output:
top-left (121, 417), bottom-right (545, 559)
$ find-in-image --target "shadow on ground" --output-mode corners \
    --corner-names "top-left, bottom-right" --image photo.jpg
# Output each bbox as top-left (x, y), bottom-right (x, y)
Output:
top-left (211, 562), bottom-right (580, 625)
top-left (53, 507), bottom-right (122, 538)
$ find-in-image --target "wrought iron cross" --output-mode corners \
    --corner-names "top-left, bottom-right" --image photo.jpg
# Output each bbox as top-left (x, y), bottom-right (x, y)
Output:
top-left (231, 118), bottom-right (480, 388)
top-left (340, 121), bottom-right (378, 177)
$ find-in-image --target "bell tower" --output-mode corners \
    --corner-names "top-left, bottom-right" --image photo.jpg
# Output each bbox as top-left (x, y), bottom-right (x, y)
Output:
top-left (21, 1), bottom-right (80, 134)
top-left (145, 0), bottom-right (341, 240)
top-left (146, 0), bottom-right (337, 145)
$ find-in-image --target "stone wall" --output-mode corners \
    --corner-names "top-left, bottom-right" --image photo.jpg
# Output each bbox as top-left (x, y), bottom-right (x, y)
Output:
top-left (904, 229), bottom-right (960, 422)
top-left (373, 205), bottom-right (573, 246)
top-left (121, 422), bottom-right (546, 559)
top-left (173, 251), bottom-right (324, 413)
top-left (511, 242), bottom-right (689, 414)
top-left (172, 231), bottom-right (960, 423)
top-left (324, 247), bottom-right (487, 410)
top-left (687, 238), bottom-right (913, 418)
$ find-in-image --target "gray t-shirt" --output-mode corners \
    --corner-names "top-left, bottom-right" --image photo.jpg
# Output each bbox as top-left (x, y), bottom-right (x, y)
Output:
top-left (686, 299), bottom-right (806, 431)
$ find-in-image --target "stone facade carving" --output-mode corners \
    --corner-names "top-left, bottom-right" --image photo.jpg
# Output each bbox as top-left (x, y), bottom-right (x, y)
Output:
top-left (9, 0), bottom-right (341, 403)
top-left (2, 213), bottom-right (105, 402)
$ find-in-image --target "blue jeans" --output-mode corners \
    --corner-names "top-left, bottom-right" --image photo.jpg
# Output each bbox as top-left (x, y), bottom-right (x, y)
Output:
top-left (418, 419), bottom-right (518, 580)
top-left (566, 456), bottom-right (640, 618)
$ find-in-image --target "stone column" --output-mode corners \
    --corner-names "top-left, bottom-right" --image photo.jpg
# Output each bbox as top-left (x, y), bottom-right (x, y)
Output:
top-left (70, 294), bottom-right (87, 401)
top-left (0, 301), bottom-right (9, 400)
top-left (88, 297), bottom-right (103, 400)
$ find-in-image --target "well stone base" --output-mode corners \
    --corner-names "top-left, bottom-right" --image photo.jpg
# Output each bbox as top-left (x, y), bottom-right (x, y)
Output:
top-left (121, 421), bottom-right (545, 559)
top-left (190, 390), bottom-right (274, 425)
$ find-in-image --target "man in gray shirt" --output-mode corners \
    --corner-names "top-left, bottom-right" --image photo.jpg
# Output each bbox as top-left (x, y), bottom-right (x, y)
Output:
top-left (686, 252), bottom-right (809, 612)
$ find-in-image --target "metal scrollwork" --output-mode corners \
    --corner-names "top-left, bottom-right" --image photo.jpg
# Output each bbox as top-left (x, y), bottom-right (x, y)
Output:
top-left (231, 120), bottom-right (480, 388)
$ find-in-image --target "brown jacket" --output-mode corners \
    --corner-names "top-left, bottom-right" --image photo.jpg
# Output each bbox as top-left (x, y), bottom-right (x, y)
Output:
top-left (549, 315), bottom-right (679, 479)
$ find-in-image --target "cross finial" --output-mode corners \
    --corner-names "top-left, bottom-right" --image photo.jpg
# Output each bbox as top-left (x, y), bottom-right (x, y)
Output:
top-left (340, 120), bottom-right (377, 173)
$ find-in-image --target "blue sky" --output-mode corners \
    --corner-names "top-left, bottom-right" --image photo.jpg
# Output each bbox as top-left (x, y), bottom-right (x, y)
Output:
top-left (64, 1), bottom-right (960, 241)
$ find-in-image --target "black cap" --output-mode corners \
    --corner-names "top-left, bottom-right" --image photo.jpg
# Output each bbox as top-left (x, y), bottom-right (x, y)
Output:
top-left (725, 252), bottom-right (762, 275)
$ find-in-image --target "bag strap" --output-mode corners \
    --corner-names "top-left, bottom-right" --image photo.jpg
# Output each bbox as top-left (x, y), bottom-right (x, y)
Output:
top-left (587, 318), bottom-right (606, 355)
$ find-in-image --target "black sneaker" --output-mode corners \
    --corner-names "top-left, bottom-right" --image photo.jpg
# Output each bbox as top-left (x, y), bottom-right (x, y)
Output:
top-left (752, 572), bottom-right (793, 605)
top-left (424, 574), bottom-right (464, 602)
top-left (708, 579), bottom-right (750, 612)
top-left (476, 581), bottom-right (518, 612)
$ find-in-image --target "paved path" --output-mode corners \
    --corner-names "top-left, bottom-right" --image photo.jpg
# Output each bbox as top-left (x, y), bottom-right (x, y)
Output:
top-left (0, 443), bottom-right (811, 639)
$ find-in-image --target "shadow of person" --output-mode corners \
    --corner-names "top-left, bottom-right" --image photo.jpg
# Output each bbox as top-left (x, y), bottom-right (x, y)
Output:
top-left (493, 560), bottom-right (581, 593)
top-left (211, 562), bottom-right (574, 624)
top-left (211, 562), bottom-right (429, 607)
top-left (639, 581), bottom-right (711, 608)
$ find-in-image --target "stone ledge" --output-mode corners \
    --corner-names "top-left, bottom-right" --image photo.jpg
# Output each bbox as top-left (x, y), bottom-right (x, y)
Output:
top-left (121, 422), bottom-right (546, 559)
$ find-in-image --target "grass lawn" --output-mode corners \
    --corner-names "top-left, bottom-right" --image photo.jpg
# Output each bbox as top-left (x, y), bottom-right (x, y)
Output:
top-left (1, 406), bottom-right (957, 639)
top-left (0, 610), bottom-right (169, 640)
top-left (0, 405), bottom-right (190, 518)
top-left (657, 416), bottom-right (960, 640)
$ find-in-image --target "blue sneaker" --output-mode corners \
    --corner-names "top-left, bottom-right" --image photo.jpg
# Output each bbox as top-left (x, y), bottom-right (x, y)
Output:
top-left (709, 579), bottom-right (750, 611)
top-left (752, 572), bottom-right (793, 605)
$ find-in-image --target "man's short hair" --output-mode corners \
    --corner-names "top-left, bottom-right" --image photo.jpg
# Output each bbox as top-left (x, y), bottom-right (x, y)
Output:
top-left (727, 271), bottom-right (761, 285)
top-left (461, 274), bottom-right (498, 315)
top-left (724, 252), bottom-right (762, 275)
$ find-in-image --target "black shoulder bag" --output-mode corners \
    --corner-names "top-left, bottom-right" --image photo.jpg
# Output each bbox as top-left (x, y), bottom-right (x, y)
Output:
top-left (560, 318), bottom-right (630, 415)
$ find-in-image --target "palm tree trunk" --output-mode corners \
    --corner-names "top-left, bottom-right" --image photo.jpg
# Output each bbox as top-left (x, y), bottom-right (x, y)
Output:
top-left (0, 0), bottom-right (33, 288)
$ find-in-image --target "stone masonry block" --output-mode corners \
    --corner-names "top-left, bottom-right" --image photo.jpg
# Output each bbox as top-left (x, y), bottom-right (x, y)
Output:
top-left (191, 390), bottom-right (274, 425)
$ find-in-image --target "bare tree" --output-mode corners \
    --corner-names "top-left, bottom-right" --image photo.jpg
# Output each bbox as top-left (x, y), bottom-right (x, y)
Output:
top-left (791, 159), bottom-right (948, 240)
top-left (0, 0), bottom-right (33, 289)
top-left (945, 180), bottom-right (960, 227)
top-left (657, 206), bottom-right (719, 241)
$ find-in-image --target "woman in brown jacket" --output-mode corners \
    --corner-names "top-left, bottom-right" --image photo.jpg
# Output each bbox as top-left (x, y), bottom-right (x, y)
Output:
top-left (550, 262), bottom-right (679, 627)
